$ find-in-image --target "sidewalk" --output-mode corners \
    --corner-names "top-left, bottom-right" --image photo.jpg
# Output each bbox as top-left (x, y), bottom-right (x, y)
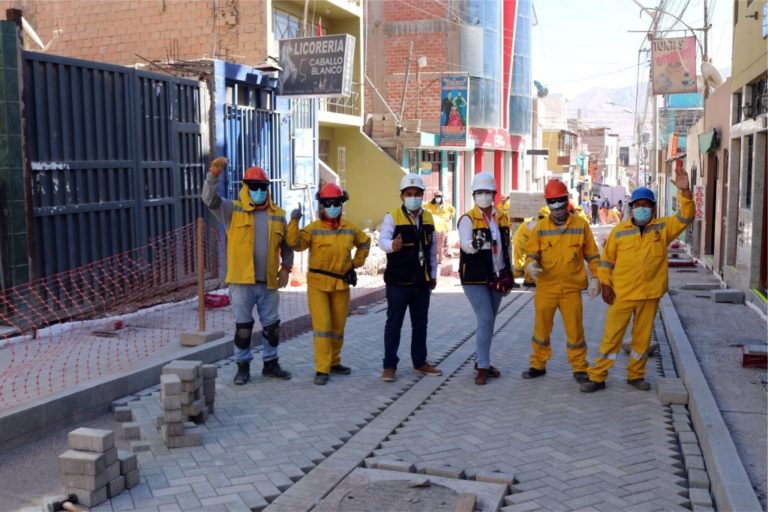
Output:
top-left (2, 277), bottom-right (738, 511)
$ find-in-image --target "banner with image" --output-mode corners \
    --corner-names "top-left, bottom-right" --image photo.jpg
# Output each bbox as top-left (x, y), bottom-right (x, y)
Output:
top-left (439, 74), bottom-right (469, 147)
top-left (651, 36), bottom-right (697, 95)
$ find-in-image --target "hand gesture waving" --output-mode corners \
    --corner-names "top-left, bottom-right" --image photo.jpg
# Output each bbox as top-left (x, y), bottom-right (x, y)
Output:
top-left (673, 166), bottom-right (690, 191)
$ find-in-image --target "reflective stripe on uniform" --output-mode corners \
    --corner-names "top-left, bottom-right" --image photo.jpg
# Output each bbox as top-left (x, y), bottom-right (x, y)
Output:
top-left (615, 227), bottom-right (640, 239)
top-left (677, 212), bottom-right (694, 225)
top-left (359, 242), bottom-right (371, 249)
top-left (538, 227), bottom-right (585, 236)
top-left (531, 336), bottom-right (551, 347)
top-left (567, 341), bottom-right (587, 350)
top-left (269, 215), bottom-right (286, 224)
top-left (598, 261), bottom-right (614, 269)
top-left (586, 254), bottom-right (599, 262)
top-left (527, 253), bottom-right (541, 262)
top-left (311, 228), bottom-right (356, 236)
top-left (630, 350), bottom-right (647, 361)
top-left (232, 204), bottom-right (247, 214)
top-left (314, 331), bottom-right (344, 340)
top-left (598, 351), bottom-right (618, 360)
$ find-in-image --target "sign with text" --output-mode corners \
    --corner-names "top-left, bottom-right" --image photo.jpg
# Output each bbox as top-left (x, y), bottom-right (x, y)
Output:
top-left (278, 34), bottom-right (355, 97)
top-left (694, 184), bottom-right (705, 221)
top-left (651, 36), bottom-right (697, 95)
top-left (439, 74), bottom-right (469, 147)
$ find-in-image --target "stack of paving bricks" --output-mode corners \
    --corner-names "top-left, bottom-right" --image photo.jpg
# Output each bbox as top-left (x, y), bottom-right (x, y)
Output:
top-left (156, 360), bottom-right (215, 448)
top-left (506, 191), bottom-right (545, 232)
top-left (57, 428), bottom-right (139, 508)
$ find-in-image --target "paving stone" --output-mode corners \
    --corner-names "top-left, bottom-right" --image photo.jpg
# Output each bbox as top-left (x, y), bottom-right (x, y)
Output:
top-left (64, 485), bottom-right (108, 508)
top-left (202, 364), bottom-right (218, 379)
top-left (124, 469), bottom-right (141, 489)
top-left (677, 432), bottom-right (698, 445)
top-left (58, 450), bottom-right (107, 476)
top-left (118, 450), bottom-right (138, 474)
top-left (162, 360), bottom-right (201, 381)
top-left (683, 454), bottom-right (706, 470)
top-left (710, 289), bottom-right (744, 303)
top-left (656, 378), bottom-right (689, 404)
top-left (114, 406), bottom-right (135, 422)
top-left (130, 441), bottom-right (152, 453)
top-left (372, 459), bottom-right (415, 473)
top-left (687, 468), bottom-right (710, 489)
top-left (61, 462), bottom-right (120, 491)
top-left (688, 488), bottom-right (713, 507)
top-left (107, 475), bottom-right (126, 498)
top-left (160, 374), bottom-right (182, 396)
top-left (68, 427), bottom-right (115, 453)
top-left (122, 422), bottom-right (141, 440)
top-left (418, 464), bottom-right (465, 479)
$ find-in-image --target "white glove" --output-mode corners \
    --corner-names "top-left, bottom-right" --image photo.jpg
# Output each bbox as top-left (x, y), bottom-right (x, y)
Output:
top-left (526, 262), bottom-right (542, 280)
top-left (588, 277), bottom-right (600, 299)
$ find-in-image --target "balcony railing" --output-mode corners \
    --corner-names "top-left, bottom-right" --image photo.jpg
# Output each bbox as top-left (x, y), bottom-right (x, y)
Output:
top-left (319, 81), bottom-right (361, 117)
top-left (556, 149), bottom-right (577, 166)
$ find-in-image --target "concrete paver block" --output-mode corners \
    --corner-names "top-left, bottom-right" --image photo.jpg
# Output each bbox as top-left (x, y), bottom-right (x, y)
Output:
top-left (159, 374), bottom-right (182, 395)
top-left (107, 475), bottom-right (125, 498)
top-left (117, 450), bottom-right (137, 474)
top-left (68, 428), bottom-right (115, 453)
top-left (681, 443), bottom-right (702, 457)
top-left (688, 468), bottom-right (710, 489)
top-left (162, 360), bottom-right (201, 380)
top-left (681, 282), bottom-right (720, 290)
top-left (161, 422), bottom-right (185, 437)
top-left (58, 450), bottom-right (107, 476)
top-left (656, 378), bottom-right (689, 404)
top-left (130, 441), bottom-right (152, 453)
top-left (710, 289), bottom-right (744, 303)
top-left (672, 421), bottom-right (692, 432)
top-left (470, 470), bottom-right (516, 487)
top-left (180, 330), bottom-right (224, 346)
top-left (161, 395), bottom-right (182, 410)
top-left (103, 447), bottom-right (118, 467)
top-left (374, 460), bottom-right (415, 473)
top-left (688, 488), bottom-right (713, 507)
top-left (124, 469), bottom-right (141, 489)
top-left (678, 432), bottom-right (698, 445)
top-left (64, 485), bottom-right (108, 508)
top-left (202, 364), bottom-right (218, 379)
top-left (121, 422), bottom-right (141, 440)
top-left (683, 454), bottom-right (706, 470)
top-left (165, 432), bottom-right (202, 448)
top-left (180, 376), bottom-right (203, 392)
top-left (162, 409), bottom-right (185, 422)
top-left (113, 406), bottom-right (134, 422)
top-left (181, 398), bottom-right (206, 416)
top-left (418, 464), bottom-right (466, 479)
top-left (61, 461), bottom-right (119, 491)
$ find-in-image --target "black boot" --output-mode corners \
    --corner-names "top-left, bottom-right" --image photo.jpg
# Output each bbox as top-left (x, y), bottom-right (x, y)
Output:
top-left (262, 358), bottom-right (292, 380)
top-left (234, 362), bottom-right (251, 385)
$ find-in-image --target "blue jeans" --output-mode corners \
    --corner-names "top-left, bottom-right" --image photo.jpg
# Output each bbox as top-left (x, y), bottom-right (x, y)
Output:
top-left (229, 283), bottom-right (280, 363)
top-left (462, 284), bottom-right (503, 369)
top-left (383, 285), bottom-right (431, 369)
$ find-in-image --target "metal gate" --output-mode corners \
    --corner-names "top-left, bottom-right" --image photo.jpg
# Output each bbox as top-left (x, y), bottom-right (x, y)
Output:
top-left (224, 104), bottom-right (282, 205)
top-left (23, 52), bottom-right (207, 279)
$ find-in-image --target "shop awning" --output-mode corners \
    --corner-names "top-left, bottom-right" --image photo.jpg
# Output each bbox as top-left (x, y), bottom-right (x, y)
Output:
top-left (698, 129), bottom-right (718, 153)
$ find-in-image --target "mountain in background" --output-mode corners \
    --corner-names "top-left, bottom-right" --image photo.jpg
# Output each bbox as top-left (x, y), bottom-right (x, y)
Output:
top-left (566, 83), bottom-right (645, 147)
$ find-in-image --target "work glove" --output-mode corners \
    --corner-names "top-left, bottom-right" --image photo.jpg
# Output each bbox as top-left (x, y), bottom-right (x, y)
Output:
top-left (290, 208), bottom-right (303, 221)
top-left (526, 262), bottom-right (542, 280)
top-left (588, 277), bottom-right (600, 300)
top-left (209, 156), bottom-right (228, 177)
top-left (471, 235), bottom-right (484, 250)
top-left (277, 267), bottom-right (290, 288)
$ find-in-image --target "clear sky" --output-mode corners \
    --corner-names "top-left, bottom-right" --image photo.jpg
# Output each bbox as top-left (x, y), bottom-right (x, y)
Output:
top-left (531, 0), bottom-right (734, 100)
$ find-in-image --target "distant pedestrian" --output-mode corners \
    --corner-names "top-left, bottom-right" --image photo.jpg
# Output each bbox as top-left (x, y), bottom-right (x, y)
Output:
top-left (458, 172), bottom-right (515, 385)
top-left (599, 197), bottom-right (609, 225)
top-left (581, 167), bottom-right (694, 393)
top-left (288, 184), bottom-right (371, 385)
top-left (590, 197), bottom-right (599, 225)
top-left (523, 179), bottom-right (600, 384)
top-left (202, 161), bottom-right (293, 385)
top-left (378, 174), bottom-right (442, 383)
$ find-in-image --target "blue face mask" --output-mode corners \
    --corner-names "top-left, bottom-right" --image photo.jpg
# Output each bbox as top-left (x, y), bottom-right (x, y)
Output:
top-left (249, 189), bottom-right (267, 205)
top-left (404, 197), bottom-right (423, 212)
top-left (548, 200), bottom-right (567, 210)
top-left (632, 206), bottom-right (653, 225)
top-left (325, 205), bottom-right (342, 219)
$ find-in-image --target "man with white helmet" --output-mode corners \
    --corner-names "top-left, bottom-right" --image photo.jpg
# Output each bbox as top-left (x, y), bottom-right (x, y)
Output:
top-left (378, 173), bottom-right (442, 382)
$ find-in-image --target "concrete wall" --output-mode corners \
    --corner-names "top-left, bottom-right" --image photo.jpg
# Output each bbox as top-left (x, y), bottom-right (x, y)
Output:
top-left (730, 0), bottom-right (768, 91)
top-left (704, 79), bottom-right (731, 273)
top-left (0, 0), bottom-right (268, 66)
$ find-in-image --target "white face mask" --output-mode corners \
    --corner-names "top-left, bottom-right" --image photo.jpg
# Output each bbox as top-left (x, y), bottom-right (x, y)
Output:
top-left (474, 193), bottom-right (494, 209)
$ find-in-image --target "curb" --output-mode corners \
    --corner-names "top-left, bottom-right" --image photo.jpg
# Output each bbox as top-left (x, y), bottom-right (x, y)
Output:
top-left (659, 294), bottom-right (761, 512)
top-left (0, 287), bottom-right (386, 449)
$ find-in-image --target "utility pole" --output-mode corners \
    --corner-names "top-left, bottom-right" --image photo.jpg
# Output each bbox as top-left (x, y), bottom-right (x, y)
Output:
top-left (649, 9), bottom-right (660, 191)
top-left (397, 41), bottom-right (414, 135)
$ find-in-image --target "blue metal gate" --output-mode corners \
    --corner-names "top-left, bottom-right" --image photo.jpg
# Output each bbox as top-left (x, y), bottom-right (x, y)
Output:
top-left (23, 52), bottom-right (207, 279)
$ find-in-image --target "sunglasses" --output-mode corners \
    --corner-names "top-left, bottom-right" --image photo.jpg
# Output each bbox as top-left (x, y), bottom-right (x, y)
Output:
top-left (246, 182), bottom-right (269, 191)
top-left (546, 197), bottom-right (567, 205)
top-left (321, 200), bottom-right (343, 208)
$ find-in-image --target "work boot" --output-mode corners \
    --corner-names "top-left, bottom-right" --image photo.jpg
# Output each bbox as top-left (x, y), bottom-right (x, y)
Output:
top-left (627, 378), bottom-right (651, 390)
top-left (234, 362), bottom-right (251, 385)
top-left (521, 367), bottom-right (546, 379)
top-left (381, 368), bottom-right (396, 382)
top-left (262, 358), bottom-right (292, 380)
top-left (330, 364), bottom-right (352, 375)
top-left (580, 380), bottom-right (607, 393)
top-left (573, 371), bottom-right (589, 384)
top-left (314, 372), bottom-right (329, 385)
top-left (475, 368), bottom-right (489, 385)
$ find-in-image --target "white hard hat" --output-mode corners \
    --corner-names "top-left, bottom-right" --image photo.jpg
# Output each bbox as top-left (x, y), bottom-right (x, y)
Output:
top-left (400, 173), bottom-right (426, 191)
top-left (471, 172), bottom-right (496, 192)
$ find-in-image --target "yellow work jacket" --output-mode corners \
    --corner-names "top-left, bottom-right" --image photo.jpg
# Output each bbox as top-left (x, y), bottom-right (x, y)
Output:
top-left (525, 214), bottom-right (600, 293)
top-left (598, 192), bottom-right (695, 300)
top-left (225, 186), bottom-right (287, 288)
top-left (424, 202), bottom-right (455, 233)
top-left (287, 217), bottom-right (371, 291)
top-left (512, 217), bottom-right (536, 278)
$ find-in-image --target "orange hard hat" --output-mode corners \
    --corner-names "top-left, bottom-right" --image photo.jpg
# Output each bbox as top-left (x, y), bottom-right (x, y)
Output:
top-left (243, 166), bottom-right (269, 183)
top-left (544, 179), bottom-right (568, 200)
top-left (316, 183), bottom-right (349, 202)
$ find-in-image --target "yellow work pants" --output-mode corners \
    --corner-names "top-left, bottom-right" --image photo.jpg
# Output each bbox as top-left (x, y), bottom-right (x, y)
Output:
top-left (307, 286), bottom-right (350, 374)
top-left (587, 298), bottom-right (659, 383)
top-left (530, 289), bottom-right (588, 372)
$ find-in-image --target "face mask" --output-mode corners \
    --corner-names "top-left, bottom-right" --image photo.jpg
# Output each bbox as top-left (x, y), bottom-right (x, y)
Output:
top-left (632, 206), bottom-right (653, 225)
top-left (249, 189), bottom-right (267, 205)
top-left (548, 200), bottom-right (566, 210)
top-left (325, 205), bottom-right (342, 219)
top-left (433, 197), bottom-right (443, 205)
top-left (550, 207), bottom-right (569, 224)
top-left (404, 197), bottom-right (423, 212)
top-left (474, 193), bottom-right (494, 208)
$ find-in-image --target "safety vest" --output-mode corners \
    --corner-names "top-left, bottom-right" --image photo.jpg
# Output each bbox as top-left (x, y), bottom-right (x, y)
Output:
top-left (384, 206), bottom-right (435, 287)
top-left (459, 206), bottom-right (511, 285)
top-left (225, 185), bottom-right (286, 289)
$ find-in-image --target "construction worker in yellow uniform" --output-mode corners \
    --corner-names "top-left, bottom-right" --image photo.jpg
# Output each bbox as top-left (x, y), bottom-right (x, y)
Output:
top-left (512, 206), bottom-right (549, 288)
top-left (581, 167), bottom-right (694, 392)
top-left (523, 179), bottom-right (601, 384)
top-left (424, 191), bottom-right (455, 259)
top-left (288, 183), bottom-right (370, 385)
